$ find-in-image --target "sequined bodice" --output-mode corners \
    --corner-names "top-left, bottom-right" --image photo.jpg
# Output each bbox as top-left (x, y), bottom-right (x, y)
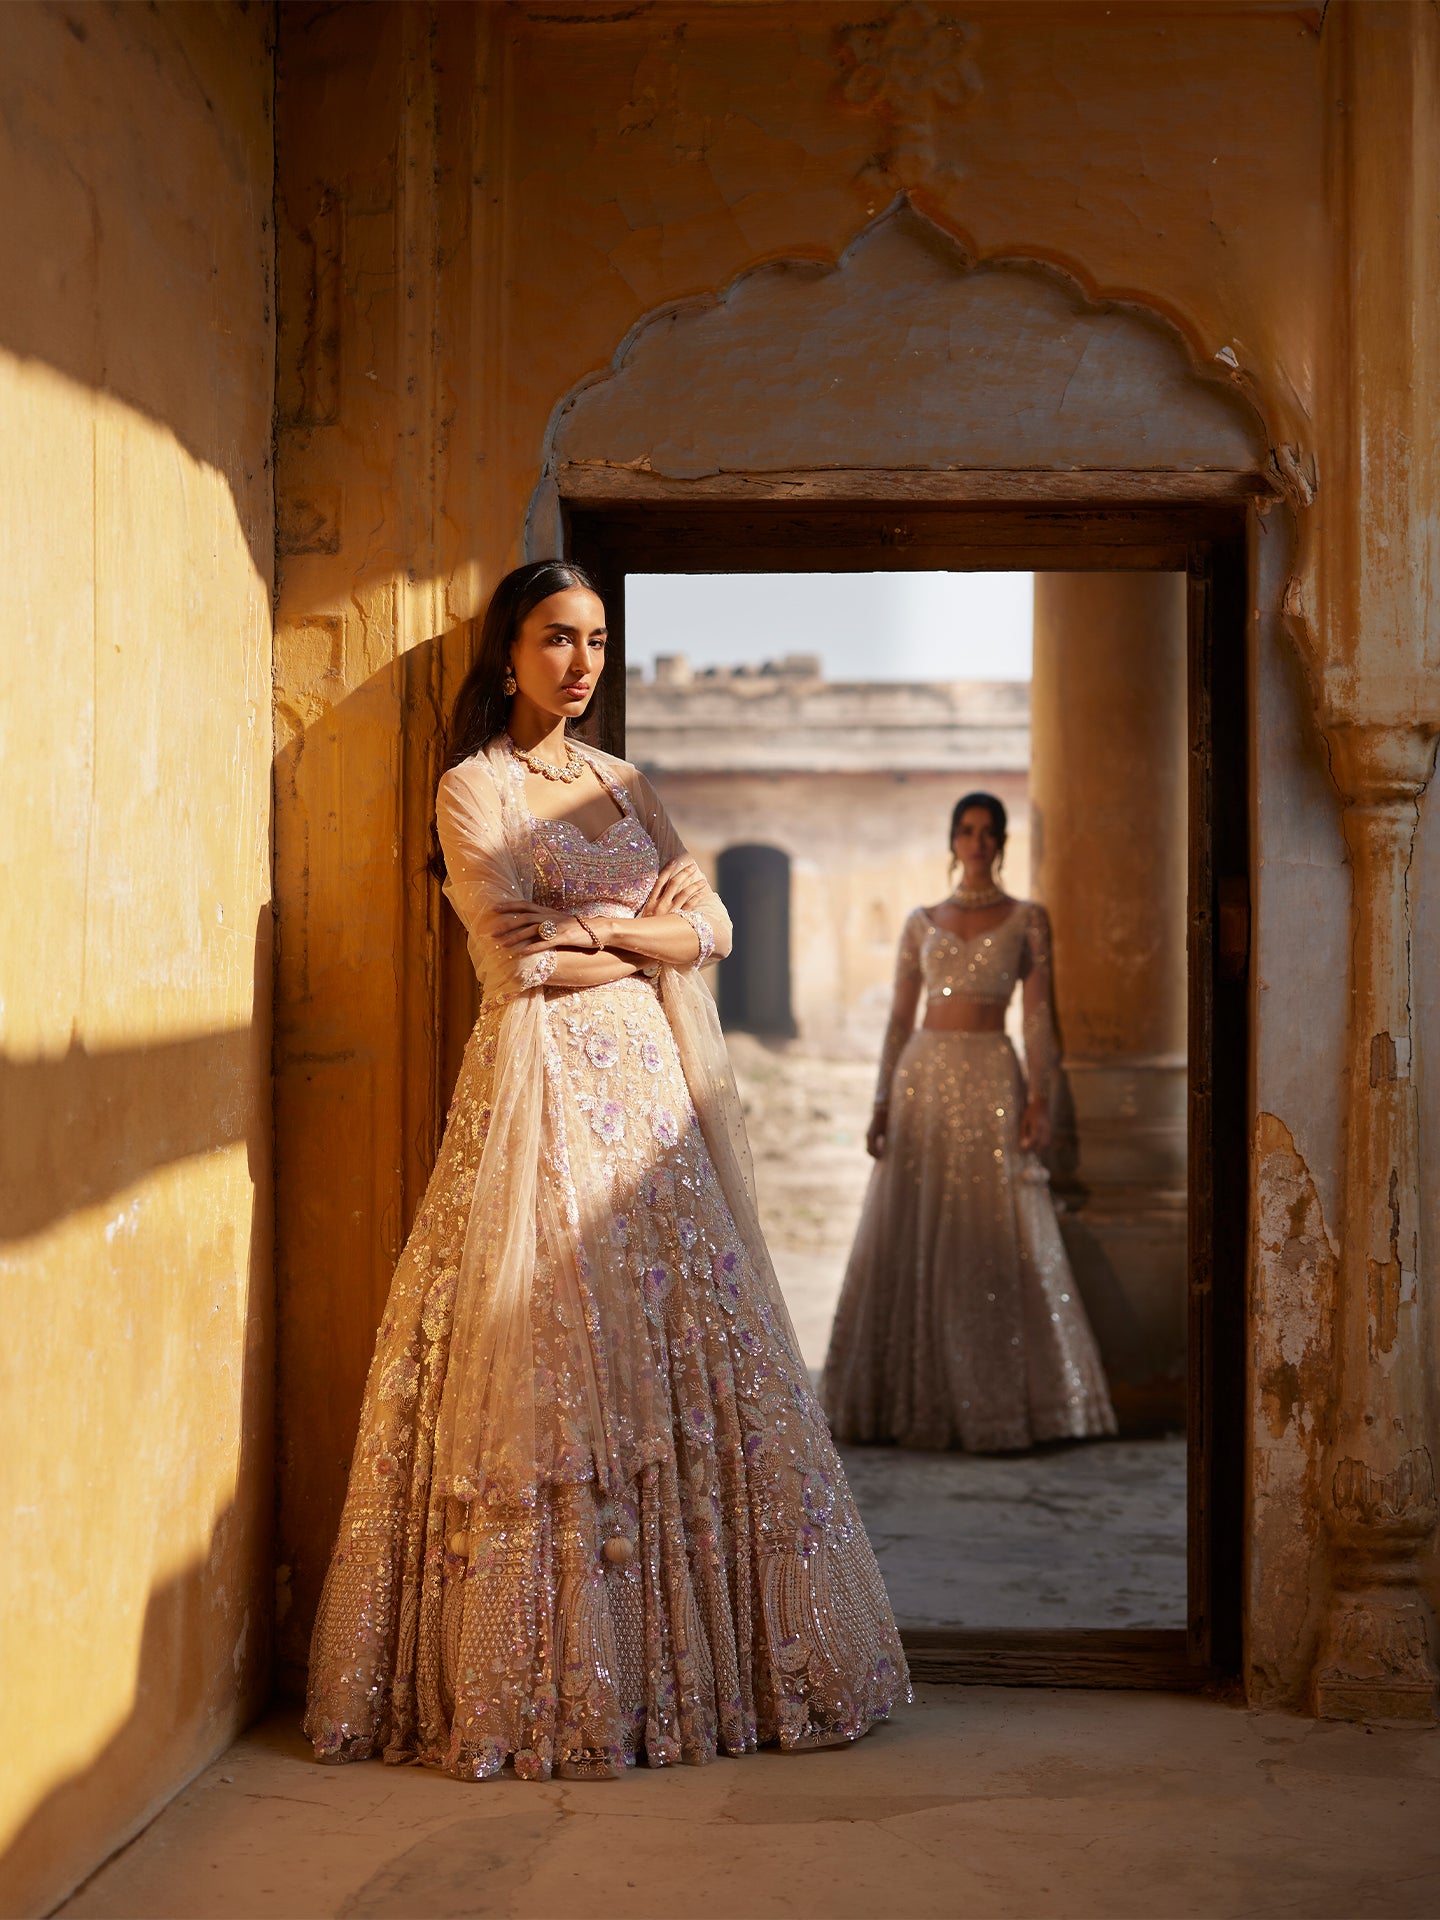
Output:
top-left (530, 791), bottom-right (660, 918)
top-left (919, 903), bottom-right (1029, 1006)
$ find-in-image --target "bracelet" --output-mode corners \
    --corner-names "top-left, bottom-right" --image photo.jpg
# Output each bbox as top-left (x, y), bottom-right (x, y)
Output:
top-left (575, 914), bottom-right (605, 952)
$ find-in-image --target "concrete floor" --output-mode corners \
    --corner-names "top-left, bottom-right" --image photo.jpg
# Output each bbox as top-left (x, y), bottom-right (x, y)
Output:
top-left (841, 1436), bottom-right (1187, 1631)
top-left (61, 1692), bottom-right (1440, 1919)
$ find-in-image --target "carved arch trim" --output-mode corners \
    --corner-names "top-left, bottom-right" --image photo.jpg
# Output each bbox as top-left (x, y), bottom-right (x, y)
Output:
top-left (527, 197), bottom-right (1274, 553)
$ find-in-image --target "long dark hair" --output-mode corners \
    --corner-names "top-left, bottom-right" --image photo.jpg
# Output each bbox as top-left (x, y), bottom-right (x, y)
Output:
top-left (430, 558), bottom-right (602, 878)
top-left (949, 790), bottom-right (1008, 872)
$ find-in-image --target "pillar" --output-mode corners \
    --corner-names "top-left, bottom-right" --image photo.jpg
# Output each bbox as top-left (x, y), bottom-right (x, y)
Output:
top-left (1030, 572), bottom-right (1189, 1429)
top-left (1306, 0), bottom-right (1440, 1725)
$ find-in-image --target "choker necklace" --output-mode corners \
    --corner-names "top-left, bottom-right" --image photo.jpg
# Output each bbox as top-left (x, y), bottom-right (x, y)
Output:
top-left (950, 881), bottom-right (1008, 910)
top-left (508, 734), bottom-right (586, 783)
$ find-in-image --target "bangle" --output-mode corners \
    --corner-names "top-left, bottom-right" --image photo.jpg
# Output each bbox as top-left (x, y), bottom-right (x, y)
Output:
top-left (575, 914), bottom-right (604, 952)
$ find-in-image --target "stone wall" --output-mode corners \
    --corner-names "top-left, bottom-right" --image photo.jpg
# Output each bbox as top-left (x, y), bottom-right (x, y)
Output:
top-left (0, 7), bottom-right (276, 1914)
top-left (628, 666), bottom-right (1030, 1049)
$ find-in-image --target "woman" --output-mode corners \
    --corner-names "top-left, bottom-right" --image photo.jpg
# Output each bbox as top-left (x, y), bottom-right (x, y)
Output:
top-left (822, 793), bottom-right (1116, 1454)
top-left (305, 561), bottom-right (906, 1782)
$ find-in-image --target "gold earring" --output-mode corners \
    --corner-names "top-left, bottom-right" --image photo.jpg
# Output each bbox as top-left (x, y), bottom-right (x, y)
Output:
top-left (503, 669), bottom-right (517, 696)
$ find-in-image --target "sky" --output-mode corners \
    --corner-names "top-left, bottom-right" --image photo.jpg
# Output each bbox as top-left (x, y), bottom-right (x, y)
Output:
top-left (625, 572), bottom-right (1033, 683)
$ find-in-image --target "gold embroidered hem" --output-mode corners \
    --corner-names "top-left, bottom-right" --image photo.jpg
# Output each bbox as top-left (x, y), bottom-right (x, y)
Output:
top-left (822, 1030), bottom-right (1118, 1453)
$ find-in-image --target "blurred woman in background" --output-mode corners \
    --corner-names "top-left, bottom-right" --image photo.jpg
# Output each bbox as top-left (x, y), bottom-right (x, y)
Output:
top-left (823, 791), bottom-right (1116, 1453)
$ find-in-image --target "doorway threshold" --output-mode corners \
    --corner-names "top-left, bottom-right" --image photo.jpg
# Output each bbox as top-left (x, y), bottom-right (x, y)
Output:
top-left (901, 1627), bottom-right (1213, 1690)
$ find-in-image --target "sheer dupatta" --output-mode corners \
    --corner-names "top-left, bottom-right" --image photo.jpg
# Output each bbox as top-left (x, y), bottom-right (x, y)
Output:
top-left (431, 739), bottom-right (805, 1514)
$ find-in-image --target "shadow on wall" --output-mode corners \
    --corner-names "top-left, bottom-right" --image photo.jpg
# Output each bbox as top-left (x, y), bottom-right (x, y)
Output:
top-left (0, 930), bottom-right (273, 1916)
top-left (271, 626), bottom-right (479, 1698)
top-left (0, 1350), bottom-right (268, 1920)
top-left (0, 1028), bottom-right (263, 1243)
top-left (0, 1), bottom-right (275, 583)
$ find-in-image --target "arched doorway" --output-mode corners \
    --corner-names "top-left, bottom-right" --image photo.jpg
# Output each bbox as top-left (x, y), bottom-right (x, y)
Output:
top-left (513, 201), bottom-right (1264, 1689)
top-left (716, 844), bottom-right (796, 1038)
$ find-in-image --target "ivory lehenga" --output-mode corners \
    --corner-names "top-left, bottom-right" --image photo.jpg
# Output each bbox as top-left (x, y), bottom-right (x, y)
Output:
top-left (305, 739), bottom-right (907, 1780)
top-left (822, 901), bottom-right (1117, 1453)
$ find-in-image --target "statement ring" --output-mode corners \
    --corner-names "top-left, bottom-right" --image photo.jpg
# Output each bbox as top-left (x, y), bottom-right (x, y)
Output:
top-left (537, 919), bottom-right (559, 940)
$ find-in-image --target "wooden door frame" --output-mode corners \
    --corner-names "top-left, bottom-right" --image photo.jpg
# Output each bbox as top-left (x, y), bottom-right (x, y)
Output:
top-left (562, 466), bottom-right (1259, 1691)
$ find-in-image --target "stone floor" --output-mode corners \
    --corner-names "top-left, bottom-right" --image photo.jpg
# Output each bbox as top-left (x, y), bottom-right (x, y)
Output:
top-left (53, 1044), bottom-right (1436, 1918)
top-left (841, 1436), bottom-right (1187, 1630)
top-left (726, 1033), bottom-right (874, 1375)
top-left (61, 1693), bottom-right (1440, 1919)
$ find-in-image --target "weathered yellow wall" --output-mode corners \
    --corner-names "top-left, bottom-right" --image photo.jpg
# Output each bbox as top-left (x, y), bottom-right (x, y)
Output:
top-left (271, 0), bottom-right (1328, 1678)
top-left (273, 0), bottom-right (1440, 1722)
top-left (0, 6), bottom-right (276, 1913)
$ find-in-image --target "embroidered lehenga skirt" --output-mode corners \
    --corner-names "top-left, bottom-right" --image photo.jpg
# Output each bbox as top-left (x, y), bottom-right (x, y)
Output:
top-left (822, 1029), bottom-right (1117, 1453)
top-left (305, 975), bottom-right (908, 1780)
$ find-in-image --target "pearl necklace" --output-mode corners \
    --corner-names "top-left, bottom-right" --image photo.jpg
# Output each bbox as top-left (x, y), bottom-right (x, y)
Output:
top-left (507, 734), bottom-right (586, 783)
top-left (950, 881), bottom-right (1008, 910)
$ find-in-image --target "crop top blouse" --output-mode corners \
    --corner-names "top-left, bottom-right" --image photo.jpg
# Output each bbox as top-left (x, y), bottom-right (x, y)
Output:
top-left (522, 764), bottom-right (714, 989)
top-left (873, 899), bottom-right (1058, 1111)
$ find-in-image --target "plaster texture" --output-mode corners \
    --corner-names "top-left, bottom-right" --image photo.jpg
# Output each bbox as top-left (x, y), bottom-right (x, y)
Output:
top-left (0, 6), bottom-right (276, 1917)
top-left (5, 0), bottom-right (1439, 1912)
top-left (271, 0), bottom-right (1440, 1724)
top-left (539, 196), bottom-right (1265, 519)
top-left (58, 1695), bottom-right (1440, 1920)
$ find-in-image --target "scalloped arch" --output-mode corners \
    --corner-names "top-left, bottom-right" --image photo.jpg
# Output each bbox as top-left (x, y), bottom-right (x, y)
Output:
top-left (529, 199), bottom-right (1268, 548)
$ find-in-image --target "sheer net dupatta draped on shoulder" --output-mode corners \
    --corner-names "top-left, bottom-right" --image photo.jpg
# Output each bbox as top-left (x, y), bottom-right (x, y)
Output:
top-left (429, 743), bottom-right (810, 1514)
top-left (427, 742), bottom-right (663, 1512)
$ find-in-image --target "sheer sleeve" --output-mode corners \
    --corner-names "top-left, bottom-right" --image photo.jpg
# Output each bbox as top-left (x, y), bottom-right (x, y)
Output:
top-left (1019, 902), bottom-right (1058, 1111)
top-left (874, 908), bottom-right (926, 1109)
top-left (614, 762), bottom-right (733, 969)
top-left (436, 764), bottom-right (556, 997)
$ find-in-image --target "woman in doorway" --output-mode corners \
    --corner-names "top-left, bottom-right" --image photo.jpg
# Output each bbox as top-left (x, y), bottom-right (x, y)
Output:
top-left (306, 561), bottom-right (905, 1782)
top-left (822, 794), bottom-right (1116, 1453)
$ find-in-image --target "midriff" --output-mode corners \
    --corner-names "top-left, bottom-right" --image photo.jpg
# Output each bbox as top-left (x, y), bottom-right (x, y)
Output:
top-left (922, 1000), bottom-right (1007, 1034)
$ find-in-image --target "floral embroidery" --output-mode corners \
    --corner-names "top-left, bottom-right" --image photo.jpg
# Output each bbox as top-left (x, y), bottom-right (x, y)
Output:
top-left (677, 908), bottom-right (715, 970)
top-left (585, 1031), bottom-right (619, 1070)
top-left (712, 1248), bottom-right (742, 1313)
top-left (642, 1265), bottom-right (672, 1321)
top-left (379, 1355), bottom-right (419, 1403)
top-left (304, 756), bottom-right (907, 1783)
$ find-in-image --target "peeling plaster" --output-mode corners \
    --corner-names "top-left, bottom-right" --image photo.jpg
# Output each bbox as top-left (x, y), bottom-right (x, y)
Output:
top-left (1249, 1112), bottom-right (1337, 1706)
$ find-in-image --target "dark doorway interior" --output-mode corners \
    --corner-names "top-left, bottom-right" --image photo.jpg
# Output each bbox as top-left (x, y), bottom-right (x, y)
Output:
top-left (716, 843), bottom-right (796, 1038)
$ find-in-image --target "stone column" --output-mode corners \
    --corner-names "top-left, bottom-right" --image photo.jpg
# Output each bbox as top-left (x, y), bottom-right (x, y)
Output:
top-left (1029, 572), bottom-right (1189, 1428)
top-left (1304, 0), bottom-right (1440, 1724)
top-left (1312, 726), bottom-right (1439, 1720)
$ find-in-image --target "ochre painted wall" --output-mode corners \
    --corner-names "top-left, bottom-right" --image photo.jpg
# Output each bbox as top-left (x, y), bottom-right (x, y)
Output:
top-left (272, 0), bottom-right (1440, 1722)
top-left (0, 6), bottom-right (276, 1913)
top-left (270, 0), bottom-right (1331, 1686)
